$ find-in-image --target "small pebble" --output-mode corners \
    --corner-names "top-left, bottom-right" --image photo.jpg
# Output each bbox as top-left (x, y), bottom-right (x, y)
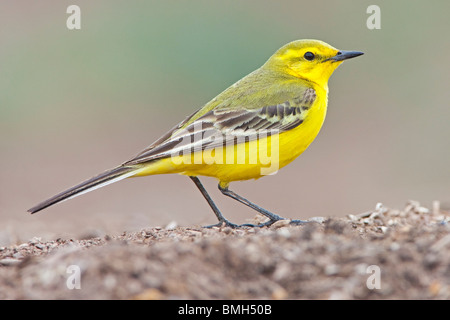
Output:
top-left (165, 221), bottom-right (178, 230)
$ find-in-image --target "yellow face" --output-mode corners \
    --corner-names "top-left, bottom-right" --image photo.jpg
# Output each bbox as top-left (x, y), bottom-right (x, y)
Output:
top-left (267, 39), bottom-right (363, 88)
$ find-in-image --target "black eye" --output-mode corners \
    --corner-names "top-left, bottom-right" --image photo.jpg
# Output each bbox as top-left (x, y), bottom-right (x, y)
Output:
top-left (304, 52), bottom-right (315, 61)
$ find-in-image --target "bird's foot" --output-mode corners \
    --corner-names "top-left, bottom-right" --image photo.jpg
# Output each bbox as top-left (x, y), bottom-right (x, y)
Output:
top-left (203, 218), bottom-right (309, 229)
top-left (203, 219), bottom-right (275, 229)
top-left (289, 219), bottom-right (309, 226)
top-left (203, 220), bottom-right (240, 229)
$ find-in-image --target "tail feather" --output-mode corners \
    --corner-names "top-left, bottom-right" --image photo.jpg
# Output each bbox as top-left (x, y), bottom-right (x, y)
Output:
top-left (28, 166), bottom-right (141, 214)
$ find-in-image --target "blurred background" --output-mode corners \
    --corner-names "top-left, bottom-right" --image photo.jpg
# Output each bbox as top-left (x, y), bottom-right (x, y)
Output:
top-left (1, 0), bottom-right (449, 244)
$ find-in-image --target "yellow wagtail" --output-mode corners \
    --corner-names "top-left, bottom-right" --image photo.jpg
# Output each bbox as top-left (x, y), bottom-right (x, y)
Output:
top-left (28, 39), bottom-right (363, 227)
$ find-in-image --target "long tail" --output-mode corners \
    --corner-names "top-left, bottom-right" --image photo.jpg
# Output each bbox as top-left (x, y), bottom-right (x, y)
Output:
top-left (28, 166), bottom-right (142, 214)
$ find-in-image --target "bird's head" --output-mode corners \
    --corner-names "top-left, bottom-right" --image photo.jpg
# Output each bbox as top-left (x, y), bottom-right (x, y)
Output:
top-left (265, 39), bottom-right (363, 88)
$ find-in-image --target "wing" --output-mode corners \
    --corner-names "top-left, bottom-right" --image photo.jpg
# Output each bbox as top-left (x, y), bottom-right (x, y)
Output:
top-left (124, 88), bottom-right (316, 166)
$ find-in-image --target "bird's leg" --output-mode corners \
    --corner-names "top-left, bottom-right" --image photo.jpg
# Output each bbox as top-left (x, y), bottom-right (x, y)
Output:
top-left (218, 184), bottom-right (308, 226)
top-left (218, 184), bottom-right (283, 225)
top-left (189, 176), bottom-right (239, 228)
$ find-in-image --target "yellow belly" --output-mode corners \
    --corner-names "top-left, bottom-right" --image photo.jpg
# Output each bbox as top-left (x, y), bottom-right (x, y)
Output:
top-left (134, 96), bottom-right (327, 183)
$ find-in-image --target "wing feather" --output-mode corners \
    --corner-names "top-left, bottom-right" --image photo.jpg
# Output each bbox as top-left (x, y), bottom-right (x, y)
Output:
top-left (124, 88), bottom-right (316, 165)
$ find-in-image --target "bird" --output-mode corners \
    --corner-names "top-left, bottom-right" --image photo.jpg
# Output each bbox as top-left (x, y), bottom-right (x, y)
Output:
top-left (28, 39), bottom-right (363, 228)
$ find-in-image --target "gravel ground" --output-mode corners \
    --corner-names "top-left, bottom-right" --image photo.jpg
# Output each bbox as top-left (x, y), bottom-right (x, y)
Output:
top-left (0, 201), bottom-right (449, 299)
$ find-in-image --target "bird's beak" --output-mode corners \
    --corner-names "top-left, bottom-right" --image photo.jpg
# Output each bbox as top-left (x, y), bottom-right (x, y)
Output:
top-left (328, 50), bottom-right (364, 62)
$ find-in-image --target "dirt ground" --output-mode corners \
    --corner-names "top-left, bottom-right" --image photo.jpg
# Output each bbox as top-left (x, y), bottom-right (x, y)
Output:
top-left (0, 200), bottom-right (449, 300)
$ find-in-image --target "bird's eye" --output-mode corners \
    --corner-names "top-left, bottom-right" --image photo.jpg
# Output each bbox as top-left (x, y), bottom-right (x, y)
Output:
top-left (304, 52), bottom-right (315, 61)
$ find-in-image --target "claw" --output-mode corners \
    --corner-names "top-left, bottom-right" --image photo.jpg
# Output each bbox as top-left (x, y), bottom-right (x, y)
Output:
top-left (204, 218), bottom-right (279, 229)
top-left (203, 220), bottom-right (240, 229)
top-left (289, 219), bottom-right (309, 226)
top-left (204, 218), bottom-right (309, 229)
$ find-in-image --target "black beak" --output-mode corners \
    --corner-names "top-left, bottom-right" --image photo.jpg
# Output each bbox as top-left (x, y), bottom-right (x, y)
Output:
top-left (329, 50), bottom-right (364, 62)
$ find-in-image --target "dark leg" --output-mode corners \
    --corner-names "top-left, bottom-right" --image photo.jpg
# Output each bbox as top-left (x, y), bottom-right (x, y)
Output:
top-left (189, 176), bottom-right (238, 228)
top-left (218, 184), bottom-right (308, 226)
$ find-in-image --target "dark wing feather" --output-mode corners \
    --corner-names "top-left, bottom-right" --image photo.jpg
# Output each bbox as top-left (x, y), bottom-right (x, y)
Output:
top-left (124, 88), bottom-right (316, 165)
